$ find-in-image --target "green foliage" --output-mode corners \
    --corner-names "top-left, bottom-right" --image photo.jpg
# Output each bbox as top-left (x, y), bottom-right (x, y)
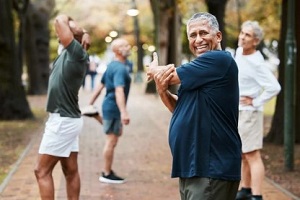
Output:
top-left (243, 0), bottom-right (281, 41)
top-left (50, 0), bottom-right (281, 59)
top-left (88, 37), bottom-right (107, 56)
top-left (181, 25), bottom-right (190, 57)
top-left (51, 0), bottom-right (154, 59)
top-left (178, 0), bottom-right (207, 23)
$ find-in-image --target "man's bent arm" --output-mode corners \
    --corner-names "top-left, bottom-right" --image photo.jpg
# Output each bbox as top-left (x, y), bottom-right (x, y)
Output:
top-left (55, 14), bottom-right (74, 48)
top-left (147, 52), bottom-right (181, 85)
top-left (154, 66), bottom-right (178, 113)
top-left (89, 83), bottom-right (105, 105)
top-left (158, 90), bottom-right (178, 113)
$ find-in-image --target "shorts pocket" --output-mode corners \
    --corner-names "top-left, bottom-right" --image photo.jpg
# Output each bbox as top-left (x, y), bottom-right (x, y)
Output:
top-left (45, 114), bottom-right (63, 134)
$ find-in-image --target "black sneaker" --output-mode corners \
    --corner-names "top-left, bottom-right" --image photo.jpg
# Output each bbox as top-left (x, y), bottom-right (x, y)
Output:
top-left (251, 195), bottom-right (263, 200)
top-left (99, 171), bottom-right (125, 184)
top-left (236, 188), bottom-right (252, 200)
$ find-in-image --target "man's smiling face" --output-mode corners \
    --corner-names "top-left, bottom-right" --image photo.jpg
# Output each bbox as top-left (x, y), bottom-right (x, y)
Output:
top-left (187, 19), bottom-right (222, 57)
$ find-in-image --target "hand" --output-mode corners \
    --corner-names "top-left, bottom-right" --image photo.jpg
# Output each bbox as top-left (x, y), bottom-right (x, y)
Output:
top-left (154, 66), bottom-right (174, 94)
top-left (147, 52), bottom-right (159, 81)
top-left (240, 96), bottom-right (253, 106)
top-left (121, 111), bottom-right (130, 125)
top-left (81, 33), bottom-right (91, 50)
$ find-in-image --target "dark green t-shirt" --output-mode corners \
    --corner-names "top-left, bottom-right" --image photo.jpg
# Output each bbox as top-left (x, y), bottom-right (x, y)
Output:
top-left (46, 39), bottom-right (88, 118)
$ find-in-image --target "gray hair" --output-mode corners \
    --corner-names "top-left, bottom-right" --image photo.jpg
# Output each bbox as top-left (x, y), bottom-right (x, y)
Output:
top-left (186, 12), bottom-right (220, 33)
top-left (241, 20), bottom-right (264, 43)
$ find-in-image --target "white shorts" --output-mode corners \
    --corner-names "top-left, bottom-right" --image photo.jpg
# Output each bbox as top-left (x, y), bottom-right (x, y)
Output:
top-left (238, 110), bottom-right (263, 153)
top-left (38, 113), bottom-right (83, 157)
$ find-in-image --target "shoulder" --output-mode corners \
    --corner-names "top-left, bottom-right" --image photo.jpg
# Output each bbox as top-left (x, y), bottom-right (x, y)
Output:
top-left (200, 50), bottom-right (233, 59)
top-left (107, 61), bottom-right (127, 73)
top-left (235, 47), bottom-right (243, 55)
top-left (65, 39), bottom-right (85, 55)
top-left (196, 50), bottom-right (234, 65)
top-left (253, 50), bottom-right (265, 61)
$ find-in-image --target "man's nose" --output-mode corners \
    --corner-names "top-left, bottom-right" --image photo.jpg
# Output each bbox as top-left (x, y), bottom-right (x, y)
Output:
top-left (195, 34), bottom-right (203, 42)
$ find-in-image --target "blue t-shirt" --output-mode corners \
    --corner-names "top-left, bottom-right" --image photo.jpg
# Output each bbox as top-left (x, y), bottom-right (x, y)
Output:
top-left (170, 50), bottom-right (241, 181)
top-left (101, 60), bottom-right (131, 119)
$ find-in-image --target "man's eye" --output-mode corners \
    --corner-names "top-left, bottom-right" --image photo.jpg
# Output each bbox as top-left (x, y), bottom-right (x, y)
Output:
top-left (200, 32), bottom-right (208, 37)
top-left (190, 34), bottom-right (197, 38)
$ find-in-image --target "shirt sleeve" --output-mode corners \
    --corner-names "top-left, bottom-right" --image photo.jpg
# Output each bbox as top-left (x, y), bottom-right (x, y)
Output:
top-left (177, 51), bottom-right (231, 91)
top-left (252, 62), bottom-right (281, 108)
top-left (66, 39), bottom-right (87, 61)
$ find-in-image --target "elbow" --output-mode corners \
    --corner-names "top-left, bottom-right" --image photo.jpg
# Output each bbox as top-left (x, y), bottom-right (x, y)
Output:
top-left (275, 84), bottom-right (281, 95)
top-left (267, 83), bottom-right (281, 96)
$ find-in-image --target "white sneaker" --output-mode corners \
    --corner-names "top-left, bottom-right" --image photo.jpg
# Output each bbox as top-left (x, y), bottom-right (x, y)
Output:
top-left (81, 105), bottom-right (99, 116)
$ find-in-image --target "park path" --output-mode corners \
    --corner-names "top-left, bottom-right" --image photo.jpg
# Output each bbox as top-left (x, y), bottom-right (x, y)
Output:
top-left (0, 79), bottom-right (297, 200)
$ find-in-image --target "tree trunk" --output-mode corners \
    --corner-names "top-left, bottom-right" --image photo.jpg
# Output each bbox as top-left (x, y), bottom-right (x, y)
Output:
top-left (265, 0), bottom-right (285, 144)
top-left (25, 1), bottom-right (53, 94)
top-left (265, 0), bottom-right (300, 144)
top-left (0, 0), bottom-right (33, 119)
top-left (294, 0), bottom-right (300, 143)
top-left (146, 0), bottom-right (181, 94)
top-left (205, 0), bottom-right (228, 49)
top-left (146, 0), bottom-right (158, 93)
top-left (167, 0), bottom-right (181, 94)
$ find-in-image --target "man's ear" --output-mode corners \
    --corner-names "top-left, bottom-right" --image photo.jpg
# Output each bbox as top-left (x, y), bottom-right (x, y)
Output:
top-left (216, 31), bottom-right (222, 43)
top-left (253, 38), bottom-right (260, 47)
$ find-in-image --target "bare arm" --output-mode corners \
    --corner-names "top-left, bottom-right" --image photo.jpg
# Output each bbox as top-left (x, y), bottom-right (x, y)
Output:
top-left (154, 67), bottom-right (178, 113)
top-left (55, 14), bottom-right (90, 50)
top-left (115, 86), bottom-right (130, 125)
top-left (54, 15), bottom-right (74, 48)
top-left (147, 52), bottom-right (181, 85)
top-left (89, 83), bottom-right (105, 105)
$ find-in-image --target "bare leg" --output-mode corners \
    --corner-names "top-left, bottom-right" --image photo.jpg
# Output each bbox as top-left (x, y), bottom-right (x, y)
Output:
top-left (61, 152), bottom-right (80, 200)
top-left (34, 154), bottom-right (60, 200)
top-left (244, 150), bottom-right (265, 195)
top-left (103, 133), bottom-right (119, 174)
top-left (240, 154), bottom-right (252, 189)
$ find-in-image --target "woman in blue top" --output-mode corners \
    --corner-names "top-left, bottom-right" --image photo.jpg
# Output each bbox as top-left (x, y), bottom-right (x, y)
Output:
top-left (147, 12), bottom-right (242, 200)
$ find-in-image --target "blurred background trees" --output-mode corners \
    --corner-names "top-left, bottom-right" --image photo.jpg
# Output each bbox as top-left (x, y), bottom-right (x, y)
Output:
top-left (1, 0), bottom-right (299, 147)
top-left (0, 0), bottom-right (33, 119)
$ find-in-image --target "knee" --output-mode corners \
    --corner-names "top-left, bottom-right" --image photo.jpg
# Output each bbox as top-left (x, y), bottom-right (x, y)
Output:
top-left (244, 150), bottom-right (261, 162)
top-left (34, 166), bottom-right (46, 179)
top-left (62, 165), bottom-right (78, 177)
top-left (105, 138), bottom-right (118, 149)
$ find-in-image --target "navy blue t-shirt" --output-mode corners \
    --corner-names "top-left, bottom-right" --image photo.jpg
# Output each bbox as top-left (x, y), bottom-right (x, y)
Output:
top-left (169, 50), bottom-right (241, 181)
top-left (101, 60), bottom-right (131, 120)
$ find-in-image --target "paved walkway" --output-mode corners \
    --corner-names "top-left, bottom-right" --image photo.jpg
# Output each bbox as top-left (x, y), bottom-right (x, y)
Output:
top-left (0, 81), bottom-right (298, 200)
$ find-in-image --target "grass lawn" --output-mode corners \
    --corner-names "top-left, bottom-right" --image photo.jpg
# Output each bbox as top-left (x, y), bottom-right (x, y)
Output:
top-left (0, 108), bottom-right (47, 184)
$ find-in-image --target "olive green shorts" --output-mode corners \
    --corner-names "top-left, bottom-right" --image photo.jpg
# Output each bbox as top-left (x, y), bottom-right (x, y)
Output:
top-left (179, 177), bottom-right (239, 200)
